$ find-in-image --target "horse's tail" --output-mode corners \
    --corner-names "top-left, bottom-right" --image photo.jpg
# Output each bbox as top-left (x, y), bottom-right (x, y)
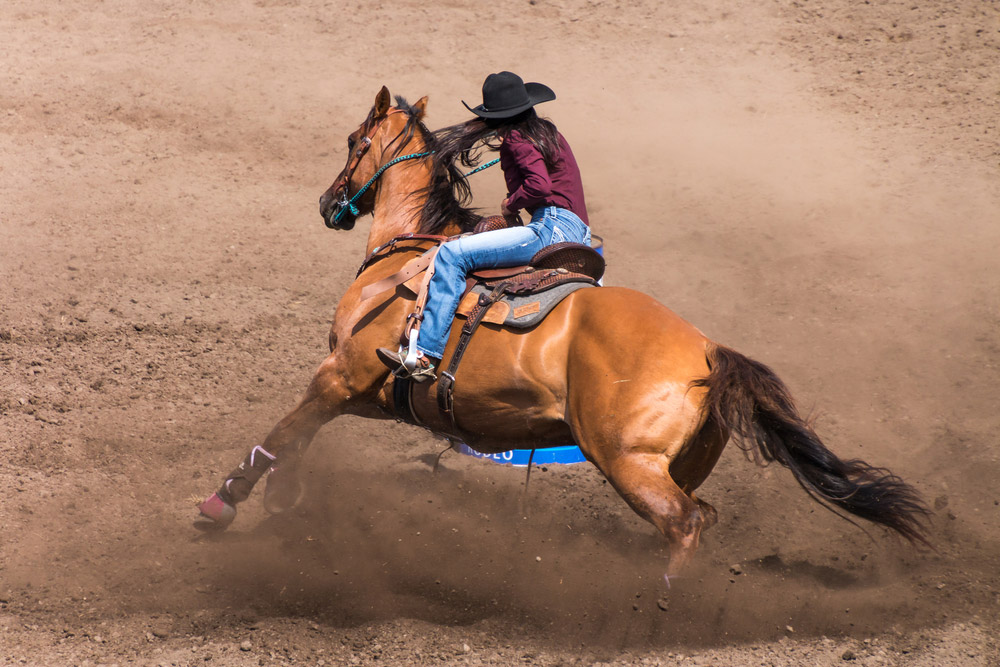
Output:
top-left (693, 343), bottom-right (931, 546)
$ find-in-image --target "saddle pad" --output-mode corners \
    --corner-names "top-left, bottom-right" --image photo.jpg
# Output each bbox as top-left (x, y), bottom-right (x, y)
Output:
top-left (456, 281), bottom-right (595, 329)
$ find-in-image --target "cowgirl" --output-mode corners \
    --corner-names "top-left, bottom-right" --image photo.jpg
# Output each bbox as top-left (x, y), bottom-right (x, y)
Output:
top-left (378, 71), bottom-right (591, 381)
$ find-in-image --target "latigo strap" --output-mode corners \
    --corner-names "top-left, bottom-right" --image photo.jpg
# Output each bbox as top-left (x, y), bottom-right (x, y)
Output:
top-left (436, 282), bottom-right (510, 435)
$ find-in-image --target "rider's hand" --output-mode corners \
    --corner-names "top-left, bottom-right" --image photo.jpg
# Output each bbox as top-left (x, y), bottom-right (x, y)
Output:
top-left (501, 198), bottom-right (515, 217)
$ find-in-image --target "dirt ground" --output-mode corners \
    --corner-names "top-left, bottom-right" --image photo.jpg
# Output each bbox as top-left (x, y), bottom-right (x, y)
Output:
top-left (2, 0), bottom-right (999, 665)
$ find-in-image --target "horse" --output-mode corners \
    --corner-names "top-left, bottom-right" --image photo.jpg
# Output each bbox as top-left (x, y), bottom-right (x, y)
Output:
top-left (195, 86), bottom-right (929, 577)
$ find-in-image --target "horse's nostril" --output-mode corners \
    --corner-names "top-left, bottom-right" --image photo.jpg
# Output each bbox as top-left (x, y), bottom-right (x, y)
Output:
top-left (319, 193), bottom-right (337, 220)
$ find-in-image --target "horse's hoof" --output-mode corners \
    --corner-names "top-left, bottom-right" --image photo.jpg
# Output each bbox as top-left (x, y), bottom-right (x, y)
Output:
top-left (194, 492), bottom-right (236, 531)
top-left (262, 465), bottom-right (304, 515)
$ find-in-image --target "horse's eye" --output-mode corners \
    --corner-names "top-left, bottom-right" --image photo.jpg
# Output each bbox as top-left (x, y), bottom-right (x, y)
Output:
top-left (347, 137), bottom-right (356, 151)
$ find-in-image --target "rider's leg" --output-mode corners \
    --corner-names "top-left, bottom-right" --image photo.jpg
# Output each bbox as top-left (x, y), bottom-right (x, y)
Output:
top-left (415, 223), bottom-right (543, 360)
top-left (396, 205), bottom-right (590, 362)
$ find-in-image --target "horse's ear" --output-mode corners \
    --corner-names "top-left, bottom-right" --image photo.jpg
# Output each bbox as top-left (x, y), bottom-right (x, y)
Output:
top-left (374, 86), bottom-right (391, 118)
top-left (412, 96), bottom-right (428, 120)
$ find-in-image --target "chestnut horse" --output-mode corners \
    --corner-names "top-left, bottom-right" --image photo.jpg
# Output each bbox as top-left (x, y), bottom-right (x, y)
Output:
top-left (195, 87), bottom-right (928, 576)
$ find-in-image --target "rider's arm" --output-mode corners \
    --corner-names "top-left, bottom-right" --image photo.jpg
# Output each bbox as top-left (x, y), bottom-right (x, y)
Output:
top-left (503, 137), bottom-right (552, 213)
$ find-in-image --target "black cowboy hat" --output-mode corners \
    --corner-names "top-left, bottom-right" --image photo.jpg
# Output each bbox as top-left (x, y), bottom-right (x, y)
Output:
top-left (462, 71), bottom-right (556, 119)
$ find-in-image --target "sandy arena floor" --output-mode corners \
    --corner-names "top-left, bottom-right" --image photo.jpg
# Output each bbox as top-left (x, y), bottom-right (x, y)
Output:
top-left (2, 0), bottom-right (999, 665)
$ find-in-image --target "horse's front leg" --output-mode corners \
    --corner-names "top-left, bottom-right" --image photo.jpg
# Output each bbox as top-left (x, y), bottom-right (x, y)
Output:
top-left (195, 354), bottom-right (351, 530)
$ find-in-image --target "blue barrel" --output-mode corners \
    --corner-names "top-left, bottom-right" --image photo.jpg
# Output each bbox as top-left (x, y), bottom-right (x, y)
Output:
top-left (591, 233), bottom-right (604, 256)
top-left (456, 442), bottom-right (587, 466)
top-left (456, 234), bottom-right (603, 466)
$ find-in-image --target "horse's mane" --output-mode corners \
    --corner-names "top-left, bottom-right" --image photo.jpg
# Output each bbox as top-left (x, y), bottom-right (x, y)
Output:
top-left (392, 95), bottom-right (481, 235)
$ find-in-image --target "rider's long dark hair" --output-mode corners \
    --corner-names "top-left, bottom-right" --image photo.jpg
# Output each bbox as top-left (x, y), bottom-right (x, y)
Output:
top-left (496, 109), bottom-right (562, 167)
top-left (420, 109), bottom-right (561, 233)
top-left (435, 108), bottom-right (562, 172)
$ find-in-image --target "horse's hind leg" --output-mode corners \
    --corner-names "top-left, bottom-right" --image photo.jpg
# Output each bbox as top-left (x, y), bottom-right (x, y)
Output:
top-left (195, 355), bottom-right (347, 529)
top-left (690, 494), bottom-right (718, 531)
top-left (593, 451), bottom-right (707, 579)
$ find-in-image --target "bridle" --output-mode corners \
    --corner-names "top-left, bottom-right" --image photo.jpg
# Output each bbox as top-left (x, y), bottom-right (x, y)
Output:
top-left (323, 107), bottom-right (500, 230)
top-left (326, 109), bottom-right (432, 228)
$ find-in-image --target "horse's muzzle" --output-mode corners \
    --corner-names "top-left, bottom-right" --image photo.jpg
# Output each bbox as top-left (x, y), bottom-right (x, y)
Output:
top-left (319, 189), bottom-right (356, 230)
top-left (325, 207), bottom-right (356, 231)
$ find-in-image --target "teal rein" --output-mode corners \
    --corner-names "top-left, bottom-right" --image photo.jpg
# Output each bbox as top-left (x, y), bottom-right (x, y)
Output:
top-left (463, 158), bottom-right (499, 177)
top-left (335, 151), bottom-right (433, 222)
top-left (334, 154), bottom-right (500, 223)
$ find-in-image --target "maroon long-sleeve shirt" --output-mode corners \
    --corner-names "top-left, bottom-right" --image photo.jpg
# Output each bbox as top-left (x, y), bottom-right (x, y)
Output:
top-left (500, 130), bottom-right (589, 225)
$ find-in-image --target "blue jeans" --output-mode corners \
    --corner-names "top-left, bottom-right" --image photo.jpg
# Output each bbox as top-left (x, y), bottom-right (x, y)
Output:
top-left (416, 206), bottom-right (591, 359)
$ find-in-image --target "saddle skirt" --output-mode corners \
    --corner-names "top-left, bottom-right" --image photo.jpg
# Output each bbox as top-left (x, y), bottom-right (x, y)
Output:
top-left (455, 272), bottom-right (596, 329)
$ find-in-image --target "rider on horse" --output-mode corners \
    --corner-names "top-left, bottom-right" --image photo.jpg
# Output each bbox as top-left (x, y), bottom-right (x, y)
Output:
top-left (376, 71), bottom-right (592, 381)
top-left (197, 83), bottom-right (929, 576)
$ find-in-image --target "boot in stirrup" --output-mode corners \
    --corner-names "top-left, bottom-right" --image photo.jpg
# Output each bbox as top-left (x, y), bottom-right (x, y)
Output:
top-left (376, 347), bottom-right (437, 383)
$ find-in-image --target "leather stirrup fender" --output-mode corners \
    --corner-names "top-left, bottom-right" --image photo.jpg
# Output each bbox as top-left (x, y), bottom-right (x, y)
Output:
top-left (360, 249), bottom-right (436, 301)
top-left (400, 245), bottom-right (441, 347)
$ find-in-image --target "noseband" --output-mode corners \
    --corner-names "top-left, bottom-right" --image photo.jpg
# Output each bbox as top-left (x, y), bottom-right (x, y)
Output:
top-left (327, 109), bottom-right (433, 228)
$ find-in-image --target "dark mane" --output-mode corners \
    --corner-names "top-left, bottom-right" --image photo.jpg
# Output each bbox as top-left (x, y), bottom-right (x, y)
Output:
top-left (393, 95), bottom-right (481, 235)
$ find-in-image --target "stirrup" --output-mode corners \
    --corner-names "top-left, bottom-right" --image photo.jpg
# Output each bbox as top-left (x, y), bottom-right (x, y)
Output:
top-left (376, 347), bottom-right (437, 383)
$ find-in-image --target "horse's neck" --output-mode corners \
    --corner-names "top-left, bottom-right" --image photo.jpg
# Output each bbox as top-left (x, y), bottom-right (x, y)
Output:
top-left (363, 161), bottom-right (463, 254)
